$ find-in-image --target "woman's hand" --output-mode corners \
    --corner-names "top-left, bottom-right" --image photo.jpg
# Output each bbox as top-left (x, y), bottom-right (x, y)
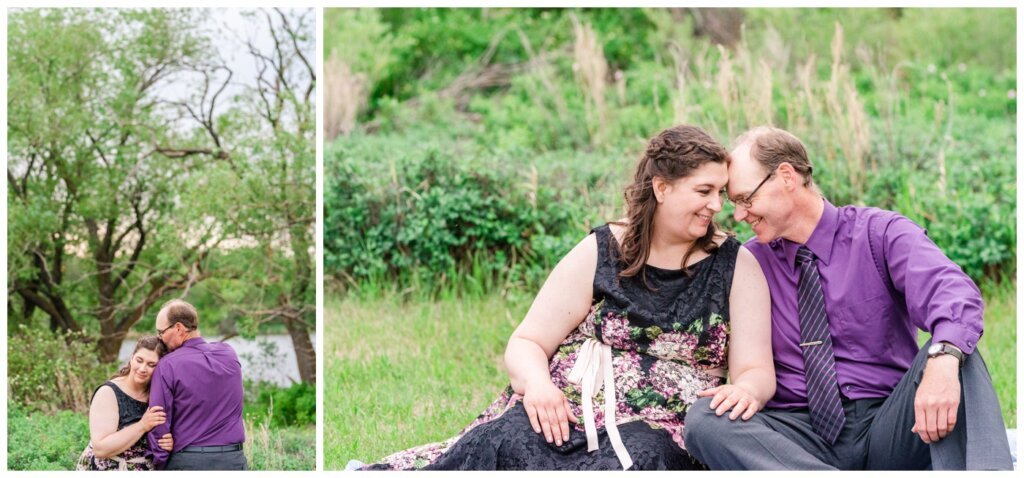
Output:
top-left (139, 406), bottom-right (166, 432)
top-left (157, 433), bottom-right (174, 451)
top-left (523, 380), bottom-right (579, 446)
top-left (697, 384), bottom-right (764, 421)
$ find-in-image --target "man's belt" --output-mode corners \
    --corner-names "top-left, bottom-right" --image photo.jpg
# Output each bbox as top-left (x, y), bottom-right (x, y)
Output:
top-left (180, 443), bottom-right (243, 453)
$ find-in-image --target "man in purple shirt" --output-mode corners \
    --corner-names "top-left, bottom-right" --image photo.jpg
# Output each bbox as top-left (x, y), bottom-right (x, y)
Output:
top-left (146, 299), bottom-right (247, 470)
top-left (683, 126), bottom-right (1011, 470)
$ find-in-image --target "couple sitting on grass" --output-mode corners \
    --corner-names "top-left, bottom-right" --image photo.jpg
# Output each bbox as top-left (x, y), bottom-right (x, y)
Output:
top-left (77, 300), bottom-right (248, 471)
top-left (364, 125), bottom-right (1012, 471)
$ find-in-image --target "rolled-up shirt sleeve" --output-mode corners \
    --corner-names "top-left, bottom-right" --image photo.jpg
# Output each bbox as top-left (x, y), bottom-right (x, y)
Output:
top-left (146, 365), bottom-right (174, 470)
top-left (882, 215), bottom-right (984, 353)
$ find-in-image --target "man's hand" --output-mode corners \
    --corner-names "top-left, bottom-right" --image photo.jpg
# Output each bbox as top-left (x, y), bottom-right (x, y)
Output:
top-left (912, 353), bottom-right (961, 444)
top-left (157, 433), bottom-right (174, 452)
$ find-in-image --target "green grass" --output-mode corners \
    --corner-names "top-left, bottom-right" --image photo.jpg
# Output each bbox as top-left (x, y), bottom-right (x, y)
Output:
top-left (243, 420), bottom-right (316, 470)
top-left (915, 276), bottom-right (1016, 428)
top-left (977, 278), bottom-right (1016, 428)
top-left (325, 278), bottom-right (1016, 468)
top-left (7, 403), bottom-right (315, 470)
top-left (324, 289), bottom-right (527, 468)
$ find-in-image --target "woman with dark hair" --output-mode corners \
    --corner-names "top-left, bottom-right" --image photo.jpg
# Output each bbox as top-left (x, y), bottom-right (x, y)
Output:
top-left (77, 336), bottom-right (175, 470)
top-left (365, 125), bottom-right (776, 470)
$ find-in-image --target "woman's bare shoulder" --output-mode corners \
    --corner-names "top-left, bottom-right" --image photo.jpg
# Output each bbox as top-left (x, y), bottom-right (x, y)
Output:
top-left (607, 220), bottom-right (627, 244)
top-left (90, 383), bottom-right (116, 408)
top-left (711, 230), bottom-right (731, 247)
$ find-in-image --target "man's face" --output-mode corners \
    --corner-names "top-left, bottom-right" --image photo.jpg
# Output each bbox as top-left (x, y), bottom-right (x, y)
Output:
top-left (155, 309), bottom-right (184, 351)
top-left (727, 143), bottom-right (785, 243)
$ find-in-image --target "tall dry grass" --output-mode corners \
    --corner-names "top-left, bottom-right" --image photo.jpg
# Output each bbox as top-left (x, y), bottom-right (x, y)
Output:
top-left (515, 28), bottom-right (585, 148)
top-left (823, 23), bottom-right (872, 196)
top-left (325, 54), bottom-right (367, 141)
top-left (668, 21), bottom-right (873, 199)
top-left (572, 17), bottom-right (609, 146)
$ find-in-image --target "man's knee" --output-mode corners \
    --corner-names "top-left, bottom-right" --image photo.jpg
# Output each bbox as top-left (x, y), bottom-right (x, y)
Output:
top-left (684, 397), bottom-right (726, 451)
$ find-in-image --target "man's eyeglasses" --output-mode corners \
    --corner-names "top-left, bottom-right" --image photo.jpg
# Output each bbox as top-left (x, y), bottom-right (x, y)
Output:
top-left (728, 167), bottom-right (777, 209)
top-left (156, 323), bottom-right (176, 337)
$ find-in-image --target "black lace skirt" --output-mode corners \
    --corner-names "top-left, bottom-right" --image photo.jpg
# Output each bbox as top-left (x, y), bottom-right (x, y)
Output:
top-left (405, 404), bottom-right (706, 471)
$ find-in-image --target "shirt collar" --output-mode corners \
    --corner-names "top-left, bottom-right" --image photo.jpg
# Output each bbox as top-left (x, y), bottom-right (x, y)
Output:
top-left (804, 198), bottom-right (838, 266)
top-left (181, 336), bottom-right (207, 349)
top-left (770, 198), bottom-right (838, 270)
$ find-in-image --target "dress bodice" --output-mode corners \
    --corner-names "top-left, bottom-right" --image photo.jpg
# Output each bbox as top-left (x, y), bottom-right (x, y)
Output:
top-left (93, 380), bottom-right (148, 431)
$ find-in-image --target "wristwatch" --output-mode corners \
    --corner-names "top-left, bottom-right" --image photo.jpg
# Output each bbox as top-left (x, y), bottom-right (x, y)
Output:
top-left (927, 342), bottom-right (965, 367)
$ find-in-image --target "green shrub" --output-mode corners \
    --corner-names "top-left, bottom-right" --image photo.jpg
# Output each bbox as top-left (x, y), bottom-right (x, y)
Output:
top-left (325, 133), bottom-right (600, 293)
top-left (244, 382), bottom-right (316, 428)
top-left (8, 326), bottom-right (116, 414)
top-left (326, 7), bottom-right (1016, 290)
top-left (7, 402), bottom-right (90, 471)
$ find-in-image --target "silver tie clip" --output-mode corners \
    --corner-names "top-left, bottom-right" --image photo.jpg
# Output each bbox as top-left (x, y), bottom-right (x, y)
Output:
top-left (799, 340), bottom-right (823, 347)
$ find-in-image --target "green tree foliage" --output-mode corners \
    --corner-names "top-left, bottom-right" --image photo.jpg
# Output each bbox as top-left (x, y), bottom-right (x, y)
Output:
top-left (206, 9), bottom-right (317, 383)
top-left (7, 9), bottom-right (225, 361)
top-left (8, 8), bottom-right (316, 383)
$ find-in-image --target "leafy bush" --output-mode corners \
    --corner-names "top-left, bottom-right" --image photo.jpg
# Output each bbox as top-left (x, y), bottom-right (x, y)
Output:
top-left (7, 403), bottom-right (90, 471)
top-left (8, 326), bottom-right (116, 414)
top-left (244, 382), bottom-right (316, 428)
top-left (326, 8), bottom-right (1016, 290)
top-left (325, 131), bottom-right (602, 292)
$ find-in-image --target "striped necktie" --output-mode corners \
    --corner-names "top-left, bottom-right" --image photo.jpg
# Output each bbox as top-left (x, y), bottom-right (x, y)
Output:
top-left (795, 246), bottom-right (846, 444)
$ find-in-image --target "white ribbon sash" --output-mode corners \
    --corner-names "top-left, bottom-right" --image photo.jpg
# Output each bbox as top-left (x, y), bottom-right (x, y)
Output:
top-left (567, 338), bottom-right (634, 470)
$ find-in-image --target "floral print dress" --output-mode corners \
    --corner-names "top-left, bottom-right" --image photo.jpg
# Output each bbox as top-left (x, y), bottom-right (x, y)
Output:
top-left (366, 225), bottom-right (739, 470)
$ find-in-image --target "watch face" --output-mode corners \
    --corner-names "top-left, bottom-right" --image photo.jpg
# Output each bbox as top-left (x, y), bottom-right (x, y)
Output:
top-left (928, 343), bottom-right (943, 354)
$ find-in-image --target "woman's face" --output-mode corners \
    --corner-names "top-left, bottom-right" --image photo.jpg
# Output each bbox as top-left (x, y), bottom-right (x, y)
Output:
top-left (654, 161), bottom-right (728, 242)
top-left (129, 348), bottom-right (161, 386)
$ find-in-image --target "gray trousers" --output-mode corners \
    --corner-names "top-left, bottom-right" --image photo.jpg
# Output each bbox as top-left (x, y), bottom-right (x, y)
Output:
top-left (165, 449), bottom-right (248, 471)
top-left (683, 340), bottom-right (1012, 470)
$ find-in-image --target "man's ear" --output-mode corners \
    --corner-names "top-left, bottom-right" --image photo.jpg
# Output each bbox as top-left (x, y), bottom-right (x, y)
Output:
top-left (777, 162), bottom-right (798, 189)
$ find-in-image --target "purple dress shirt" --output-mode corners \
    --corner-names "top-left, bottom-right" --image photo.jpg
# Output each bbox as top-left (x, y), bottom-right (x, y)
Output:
top-left (146, 337), bottom-right (246, 469)
top-left (746, 199), bottom-right (984, 409)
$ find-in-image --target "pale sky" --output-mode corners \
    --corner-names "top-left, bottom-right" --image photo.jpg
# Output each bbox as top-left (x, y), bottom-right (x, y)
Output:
top-left (158, 8), bottom-right (315, 130)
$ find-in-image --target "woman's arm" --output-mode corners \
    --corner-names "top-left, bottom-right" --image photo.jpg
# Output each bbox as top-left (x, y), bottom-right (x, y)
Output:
top-left (699, 246), bottom-right (776, 419)
top-left (504, 232), bottom-right (598, 445)
top-left (88, 387), bottom-right (165, 459)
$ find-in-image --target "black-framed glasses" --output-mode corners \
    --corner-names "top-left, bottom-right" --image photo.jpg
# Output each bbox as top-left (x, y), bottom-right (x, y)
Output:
top-left (729, 167), bottom-right (777, 208)
top-left (156, 323), bottom-right (176, 337)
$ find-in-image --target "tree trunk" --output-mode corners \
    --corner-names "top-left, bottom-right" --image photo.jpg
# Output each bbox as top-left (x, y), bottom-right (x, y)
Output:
top-left (285, 315), bottom-right (316, 384)
top-left (97, 332), bottom-right (126, 363)
top-left (285, 219), bottom-right (316, 384)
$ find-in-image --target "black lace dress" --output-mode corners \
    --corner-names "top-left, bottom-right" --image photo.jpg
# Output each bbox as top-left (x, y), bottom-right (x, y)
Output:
top-left (76, 381), bottom-right (152, 471)
top-left (365, 225), bottom-right (740, 470)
